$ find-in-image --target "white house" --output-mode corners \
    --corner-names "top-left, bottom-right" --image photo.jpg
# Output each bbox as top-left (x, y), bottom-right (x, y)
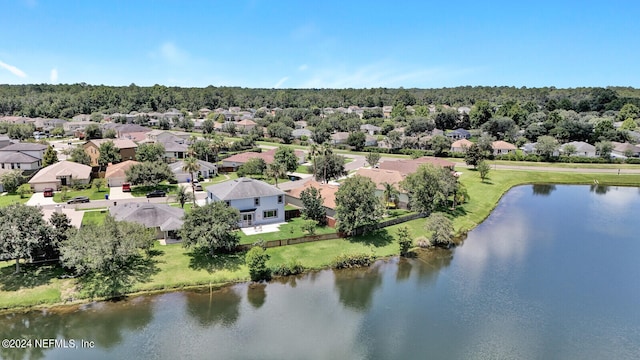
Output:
top-left (561, 141), bottom-right (596, 157)
top-left (206, 178), bottom-right (285, 228)
top-left (169, 159), bottom-right (218, 183)
top-left (451, 138), bottom-right (473, 153)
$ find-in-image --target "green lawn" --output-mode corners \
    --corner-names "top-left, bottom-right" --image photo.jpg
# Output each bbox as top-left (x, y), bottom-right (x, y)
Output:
top-left (81, 210), bottom-right (108, 226)
top-left (295, 164), bottom-right (312, 174)
top-left (199, 172), bottom-right (239, 187)
top-left (53, 188), bottom-right (109, 203)
top-left (449, 158), bottom-right (640, 170)
top-left (0, 261), bottom-right (71, 309)
top-left (0, 193), bottom-right (29, 207)
top-left (130, 184), bottom-right (179, 197)
top-left (238, 217), bottom-right (337, 245)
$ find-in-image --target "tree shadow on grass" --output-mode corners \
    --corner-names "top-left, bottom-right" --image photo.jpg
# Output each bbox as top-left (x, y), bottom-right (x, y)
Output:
top-left (187, 247), bottom-right (244, 273)
top-left (0, 262), bottom-right (66, 291)
top-left (347, 229), bottom-right (394, 247)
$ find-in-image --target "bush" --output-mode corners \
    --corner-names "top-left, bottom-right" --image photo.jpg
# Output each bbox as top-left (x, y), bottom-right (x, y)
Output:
top-left (246, 247), bottom-right (271, 282)
top-left (17, 183), bottom-right (32, 198)
top-left (271, 260), bottom-right (305, 276)
top-left (332, 253), bottom-right (375, 269)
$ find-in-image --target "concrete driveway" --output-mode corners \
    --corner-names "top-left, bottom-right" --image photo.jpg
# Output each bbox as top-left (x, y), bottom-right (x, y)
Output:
top-left (26, 192), bottom-right (57, 206)
top-left (108, 186), bottom-right (134, 200)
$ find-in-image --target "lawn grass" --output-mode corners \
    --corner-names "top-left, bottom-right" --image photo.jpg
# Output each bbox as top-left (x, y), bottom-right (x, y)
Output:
top-left (199, 172), bottom-right (239, 187)
top-left (0, 261), bottom-right (72, 309)
top-left (53, 187), bottom-right (109, 203)
top-left (81, 210), bottom-right (108, 226)
top-left (295, 164), bottom-right (312, 173)
top-left (0, 193), bottom-right (29, 207)
top-left (130, 184), bottom-right (179, 197)
top-left (238, 217), bottom-right (337, 245)
top-left (448, 158), bottom-right (640, 169)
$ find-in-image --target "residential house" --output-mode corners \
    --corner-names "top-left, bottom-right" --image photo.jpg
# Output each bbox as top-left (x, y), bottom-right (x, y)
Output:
top-left (145, 130), bottom-right (191, 143)
top-left (221, 148), bottom-right (305, 170)
top-left (236, 119), bottom-right (257, 132)
top-left (330, 132), bottom-right (350, 145)
top-left (491, 141), bottom-right (517, 155)
top-left (355, 168), bottom-right (409, 208)
top-left (561, 141), bottom-right (596, 157)
top-left (611, 142), bottom-right (640, 158)
top-left (63, 121), bottom-right (94, 136)
top-left (162, 140), bottom-right (189, 163)
top-left (451, 139), bottom-right (474, 153)
top-left (286, 180), bottom-right (339, 217)
top-left (83, 139), bottom-right (138, 167)
top-left (294, 120), bottom-right (308, 129)
top-left (0, 143), bottom-right (47, 171)
top-left (292, 128), bottom-right (312, 139)
top-left (382, 106), bottom-right (393, 118)
top-left (206, 177), bottom-right (285, 227)
top-left (28, 160), bottom-right (92, 192)
top-left (110, 203), bottom-right (185, 240)
top-left (521, 142), bottom-right (560, 157)
top-left (169, 159), bottom-right (218, 183)
top-left (105, 160), bottom-right (140, 187)
top-left (364, 134), bottom-right (378, 147)
top-left (446, 128), bottom-right (472, 140)
top-left (378, 157), bottom-right (456, 176)
top-left (360, 124), bottom-right (382, 135)
top-left (0, 135), bottom-right (11, 149)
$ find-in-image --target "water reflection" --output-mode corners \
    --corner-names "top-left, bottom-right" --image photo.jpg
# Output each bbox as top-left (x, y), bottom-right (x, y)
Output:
top-left (185, 287), bottom-right (241, 328)
top-left (246, 283), bottom-right (267, 309)
top-left (413, 248), bottom-right (453, 285)
top-left (395, 258), bottom-right (412, 282)
top-left (590, 183), bottom-right (610, 194)
top-left (532, 184), bottom-right (556, 196)
top-left (333, 264), bottom-right (383, 312)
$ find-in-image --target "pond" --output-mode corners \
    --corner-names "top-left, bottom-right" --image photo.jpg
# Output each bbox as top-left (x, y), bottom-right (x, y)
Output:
top-left (2, 185), bottom-right (640, 359)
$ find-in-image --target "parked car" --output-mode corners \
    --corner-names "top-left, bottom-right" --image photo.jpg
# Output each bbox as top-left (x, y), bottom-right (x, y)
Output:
top-left (43, 188), bottom-right (54, 197)
top-left (67, 196), bottom-right (90, 204)
top-left (192, 181), bottom-right (203, 191)
top-left (146, 189), bottom-right (166, 198)
top-left (121, 183), bottom-right (131, 192)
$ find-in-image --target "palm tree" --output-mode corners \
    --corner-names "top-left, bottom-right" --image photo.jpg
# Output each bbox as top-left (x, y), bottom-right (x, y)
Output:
top-left (182, 156), bottom-right (200, 206)
top-left (382, 182), bottom-right (400, 210)
top-left (320, 142), bottom-right (332, 183)
top-left (175, 184), bottom-right (193, 208)
top-left (266, 162), bottom-right (287, 188)
top-left (209, 134), bottom-right (227, 163)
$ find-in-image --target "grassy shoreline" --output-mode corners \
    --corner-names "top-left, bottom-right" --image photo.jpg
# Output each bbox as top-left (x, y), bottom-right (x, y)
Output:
top-left (2, 168), bottom-right (640, 311)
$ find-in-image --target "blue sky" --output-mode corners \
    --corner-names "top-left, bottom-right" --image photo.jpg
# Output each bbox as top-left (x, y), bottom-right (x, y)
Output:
top-left (1, 0), bottom-right (639, 88)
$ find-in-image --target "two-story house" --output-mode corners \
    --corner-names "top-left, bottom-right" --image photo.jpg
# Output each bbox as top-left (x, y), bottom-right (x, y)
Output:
top-left (206, 178), bottom-right (285, 227)
top-left (0, 143), bottom-right (47, 171)
top-left (83, 139), bottom-right (138, 167)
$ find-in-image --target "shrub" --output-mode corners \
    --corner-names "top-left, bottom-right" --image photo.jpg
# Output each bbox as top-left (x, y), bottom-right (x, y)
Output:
top-left (246, 247), bottom-right (271, 282)
top-left (17, 183), bottom-right (32, 198)
top-left (271, 260), bottom-right (305, 276)
top-left (332, 253), bottom-right (375, 269)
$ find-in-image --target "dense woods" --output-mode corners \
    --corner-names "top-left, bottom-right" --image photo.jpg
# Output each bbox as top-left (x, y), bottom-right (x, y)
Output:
top-left (2, 84), bottom-right (640, 119)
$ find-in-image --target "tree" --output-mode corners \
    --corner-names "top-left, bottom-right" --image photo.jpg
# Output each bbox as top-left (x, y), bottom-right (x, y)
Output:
top-left (425, 213), bottom-right (454, 247)
top-left (347, 131), bottom-right (366, 151)
top-left (98, 141), bottom-right (121, 170)
top-left (617, 103), bottom-right (640, 122)
top-left (92, 178), bottom-right (106, 192)
top-left (562, 144), bottom-right (577, 156)
top-left (386, 130), bottom-right (403, 149)
top-left (314, 152), bottom-right (347, 183)
top-left (42, 145), bottom-right (58, 167)
top-left (429, 135), bottom-right (451, 156)
top-left (464, 143), bottom-right (483, 168)
top-left (335, 175), bottom-right (383, 236)
top-left (267, 122), bottom-right (293, 143)
top-left (237, 158), bottom-right (267, 177)
top-left (301, 219), bottom-right (317, 235)
top-left (469, 100), bottom-right (493, 128)
top-left (60, 216), bottom-right (156, 297)
top-left (400, 164), bottom-right (456, 215)
top-left (0, 170), bottom-right (24, 193)
top-left (309, 142), bottom-right (320, 176)
top-left (535, 135), bottom-right (560, 160)
top-left (397, 226), bottom-right (412, 256)
top-left (266, 162), bottom-right (287, 188)
top-left (180, 201), bottom-right (240, 256)
top-left (69, 146), bottom-right (91, 166)
top-left (175, 185), bottom-right (193, 208)
top-left (136, 143), bottom-right (165, 162)
top-left (476, 133), bottom-right (495, 157)
top-left (17, 183), bottom-right (32, 199)
top-left (41, 212), bottom-right (71, 260)
top-left (202, 118), bottom-right (215, 134)
top-left (246, 246), bottom-right (271, 282)
top-left (273, 146), bottom-right (299, 172)
top-left (595, 141), bottom-right (613, 159)
top-left (365, 152), bottom-right (381, 168)
top-left (300, 186), bottom-right (326, 225)
top-left (84, 124), bottom-right (102, 140)
top-left (126, 161), bottom-right (176, 188)
top-left (0, 204), bottom-right (50, 272)
top-left (381, 182), bottom-right (400, 209)
top-left (51, 127), bottom-right (65, 137)
top-left (481, 117), bottom-right (517, 141)
top-left (620, 117), bottom-right (637, 130)
top-left (208, 134), bottom-right (227, 162)
top-left (182, 156), bottom-right (200, 206)
top-left (104, 129), bottom-right (117, 139)
top-left (477, 160), bottom-right (491, 182)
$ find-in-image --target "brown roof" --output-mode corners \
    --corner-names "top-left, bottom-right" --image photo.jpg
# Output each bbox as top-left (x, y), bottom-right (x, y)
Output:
top-left (105, 160), bottom-right (140, 179)
top-left (86, 139), bottom-right (138, 149)
top-left (224, 148), bottom-right (304, 165)
top-left (491, 141), bottom-right (516, 150)
top-left (121, 132), bottom-right (148, 143)
top-left (378, 157), bottom-right (455, 176)
top-left (355, 168), bottom-right (406, 191)
top-left (287, 180), bottom-right (339, 209)
top-left (451, 139), bottom-right (473, 148)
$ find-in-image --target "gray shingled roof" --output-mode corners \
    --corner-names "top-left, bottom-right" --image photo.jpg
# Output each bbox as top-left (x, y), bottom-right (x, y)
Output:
top-left (169, 159), bottom-right (218, 173)
top-left (0, 151), bottom-right (40, 163)
top-left (0, 143), bottom-right (47, 151)
top-left (206, 177), bottom-right (284, 200)
top-left (109, 203), bottom-right (184, 229)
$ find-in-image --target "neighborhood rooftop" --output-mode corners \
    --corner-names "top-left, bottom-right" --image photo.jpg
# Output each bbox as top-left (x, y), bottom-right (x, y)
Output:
top-left (206, 177), bottom-right (284, 200)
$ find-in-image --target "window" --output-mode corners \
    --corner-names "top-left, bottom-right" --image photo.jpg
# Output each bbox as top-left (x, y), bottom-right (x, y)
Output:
top-left (277, 195), bottom-right (283, 204)
top-left (263, 209), bottom-right (277, 219)
top-left (225, 201), bottom-right (230, 207)
top-left (254, 197), bottom-right (260, 206)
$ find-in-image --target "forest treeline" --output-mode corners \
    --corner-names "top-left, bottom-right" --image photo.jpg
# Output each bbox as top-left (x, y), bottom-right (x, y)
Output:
top-left (1, 84), bottom-right (640, 119)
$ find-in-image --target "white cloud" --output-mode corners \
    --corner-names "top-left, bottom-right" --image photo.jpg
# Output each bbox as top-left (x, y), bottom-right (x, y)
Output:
top-left (159, 42), bottom-right (188, 63)
top-left (298, 64), bottom-right (308, 71)
top-left (273, 76), bottom-right (289, 88)
top-left (0, 60), bottom-right (27, 78)
top-left (50, 68), bottom-right (58, 83)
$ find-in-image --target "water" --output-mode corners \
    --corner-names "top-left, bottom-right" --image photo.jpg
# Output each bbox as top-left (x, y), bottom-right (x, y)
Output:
top-left (2, 185), bottom-right (640, 359)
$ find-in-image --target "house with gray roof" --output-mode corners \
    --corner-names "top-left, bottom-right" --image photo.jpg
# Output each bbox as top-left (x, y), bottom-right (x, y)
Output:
top-left (561, 141), bottom-right (596, 157)
top-left (292, 128), bottom-right (312, 139)
top-left (360, 124), bottom-right (382, 135)
top-left (0, 142), bottom-right (47, 171)
top-left (206, 178), bottom-right (285, 227)
top-left (169, 159), bottom-right (218, 183)
top-left (109, 203), bottom-right (185, 240)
